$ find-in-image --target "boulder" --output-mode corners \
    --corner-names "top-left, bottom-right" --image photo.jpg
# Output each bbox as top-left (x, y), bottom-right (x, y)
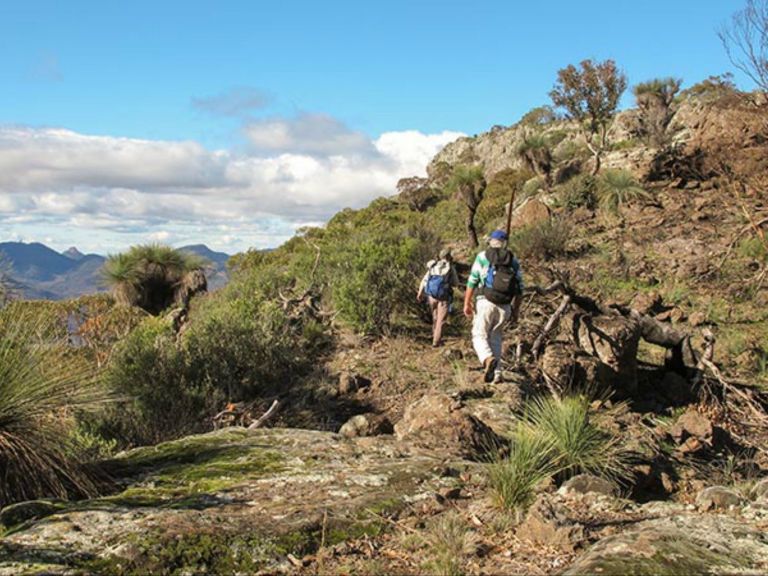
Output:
top-left (509, 198), bottom-right (551, 229)
top-left (394, 394), bottom-right (501, 459)
top-left (558, 474), bottom-right (617, 498)
top-left (564, 515), bottom-right (768, 575)
top-left (338, 373), bottom-right (372, 395)
top-left (519, 494), bottom-right (585, 553)
top-left (630, 291), bottom-right (663, 316)
top-left (696, 486), bottom-right (744, 511)
top-left (338, 413), bottom-right (393, 438)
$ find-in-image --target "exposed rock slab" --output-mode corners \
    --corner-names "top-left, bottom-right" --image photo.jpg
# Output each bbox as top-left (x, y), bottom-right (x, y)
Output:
top-left (564, 514), bottom-right (768, 575)
top-left (0, 427), bottom-right (458, 575)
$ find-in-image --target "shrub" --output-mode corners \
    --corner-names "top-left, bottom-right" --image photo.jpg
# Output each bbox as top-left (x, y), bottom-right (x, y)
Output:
top-left (487, 425), bottom-right (560, 512)
top-left (519, 105), bottom-right (557, 127)
top-left (477, 169), bottom-right (532, 232)
top-left (560, 174), bottom-right (598, 210)
top-left (102, 316), bottom-right (211, 446)
top-left (520, 395), bottom-right (632, 483)
top-left (0, 307), bottom-right (105, 507)
top-left (516, 134), bottom-right (553, 187)
top-left (597, 169), bottom-right (650, 214)
top-left (331, 229), bottom-right (436, 335)
top-left (521, 175), bottom-right (546, 199)
top-left (446, 165), bottom-right (487, 248)
top-left (511, 217), bottom-right (571, 261)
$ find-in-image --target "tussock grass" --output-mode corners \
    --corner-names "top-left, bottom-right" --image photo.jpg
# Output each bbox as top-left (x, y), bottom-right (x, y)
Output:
top-left (0, 308), bottom-right (108, 507)
top-left (487, 425), bottom-right (560, 512)
top-left (521, 395), bottom-right (632, 483)
top-left (423, 511), bottom-right (477, 576)
top-left (597, 169), bottom-right (650, 214)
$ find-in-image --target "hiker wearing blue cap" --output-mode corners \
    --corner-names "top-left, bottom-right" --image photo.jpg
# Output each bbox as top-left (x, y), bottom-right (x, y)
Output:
top-left (463, 229), bottom-right (524, 383)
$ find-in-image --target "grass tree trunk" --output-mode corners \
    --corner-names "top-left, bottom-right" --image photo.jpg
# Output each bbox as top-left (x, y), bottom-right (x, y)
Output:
top-left (466, 209), bottom-right (479, 248)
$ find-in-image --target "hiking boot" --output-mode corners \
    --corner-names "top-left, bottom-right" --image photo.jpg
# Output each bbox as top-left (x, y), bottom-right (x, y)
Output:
top-left (483, 357), bottom-right (498, 383)
top-left (493, 370), bottom-right (504, 384)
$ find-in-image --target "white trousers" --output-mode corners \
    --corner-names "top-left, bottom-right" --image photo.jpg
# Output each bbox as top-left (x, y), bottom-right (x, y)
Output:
top-left (472, 298), bottom-right (511, 364)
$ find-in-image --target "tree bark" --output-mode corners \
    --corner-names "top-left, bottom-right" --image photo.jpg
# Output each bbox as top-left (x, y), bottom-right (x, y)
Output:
top-left (467, 210), bottom-right (479, 248)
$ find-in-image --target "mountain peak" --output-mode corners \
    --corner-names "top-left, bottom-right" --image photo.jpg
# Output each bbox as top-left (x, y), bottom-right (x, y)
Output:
top-left (62, 247), bottom-right (85, 261)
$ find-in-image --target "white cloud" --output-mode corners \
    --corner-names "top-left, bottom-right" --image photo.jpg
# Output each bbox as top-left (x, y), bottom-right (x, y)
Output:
top-left (0, 120), bottom-right (463, 253)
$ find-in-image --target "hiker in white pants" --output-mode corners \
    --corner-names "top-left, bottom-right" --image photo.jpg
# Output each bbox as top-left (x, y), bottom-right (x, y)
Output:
top-left (463, 230), bottom-right (524, 383)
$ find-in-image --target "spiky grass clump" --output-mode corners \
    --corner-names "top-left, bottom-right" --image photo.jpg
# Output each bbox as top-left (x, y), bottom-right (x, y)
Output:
top-left (487, 425), bottom-right (560, 512)
top-left (103, 244), bottom-right (207, 314)
top-left (423, 511), bottom-right (477, 576)
top-left (521, 395), bottom-right (632, 483)
top-left (0, 309), bottom-right (107, 507)
top-left (597, 169), bottom-right (650, 214)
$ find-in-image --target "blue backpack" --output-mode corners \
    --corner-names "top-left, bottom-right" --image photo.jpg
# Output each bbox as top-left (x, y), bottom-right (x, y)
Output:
top-left (425, 265), bottom-right (452, 301)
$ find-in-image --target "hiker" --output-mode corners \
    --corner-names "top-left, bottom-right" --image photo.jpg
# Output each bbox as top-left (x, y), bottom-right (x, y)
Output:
top-left (417, 248), bottom-right (461, 347)
top-left (463, 230), bottom-right (524, 383)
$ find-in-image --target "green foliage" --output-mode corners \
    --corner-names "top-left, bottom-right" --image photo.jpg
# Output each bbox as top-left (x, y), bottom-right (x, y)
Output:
top-left (520, 395), bottom-right (632, 483)
top-left (511, 217), bottom-right (571, 261)
top-left (487, 425), bottom-right (560, 511)
top-left (102, 316), bottom-right (203, 445)
top-left (0, 306), bottom-right (106, 507)
top-left (521, 175), bottom-right (546, 199)
top-left (597, 169), bottom-right (650, 214)
top-left (103, 244), bottom-right (208, 315)
top-left (550, 59), bottom-right (628, 155)
top-left (477, 169), bottom-right (532, 232)
top-left (554, 139), bottom-right (590, 163)
top-left (517, 134), bottom-right (553, 186)
top-left (332, 229), bottom-right (433, 335)
top-left (560, 174), bottom-right (598, 210)
top-left (519, 105), bottom-right (557, 127)
top-left (681, 74), bottom-right (738, 102)
top-left (633, 77), bottom-right (682, 146)
top-left (447, 165), bottom-right (487, 247)
top-left (737, 236), bottom-right (768, 262)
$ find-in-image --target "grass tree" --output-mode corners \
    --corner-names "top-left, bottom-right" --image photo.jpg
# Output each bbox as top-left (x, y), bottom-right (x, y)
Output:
top-left (0, 307), bottom-right (106, 507)
top-left (447, 165), bottom-right (487, 248)
top-left (516, 133), bottom-right (554, 188)
top-left (550, 59), bottom-right (628, 175)
top-left (103, 244), bottom-right (208, 315)
top-left (597, 169), bottom-right (650, 215)
top-left (633, 78), bottom-right (683, 147)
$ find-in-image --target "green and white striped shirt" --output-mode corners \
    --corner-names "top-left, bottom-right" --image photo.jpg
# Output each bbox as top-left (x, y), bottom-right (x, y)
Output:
top-left (467, 250), bottom-right (524, 292)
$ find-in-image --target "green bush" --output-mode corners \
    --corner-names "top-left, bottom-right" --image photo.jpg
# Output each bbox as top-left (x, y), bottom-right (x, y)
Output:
top-left (511, 217), bottom-right (571, 261)
top-left (332, 229), bottom-right (435, 335)
top-left (560, 174), bottom-right (598, 211)
top-left (102, 316), bottom-right (206, 446)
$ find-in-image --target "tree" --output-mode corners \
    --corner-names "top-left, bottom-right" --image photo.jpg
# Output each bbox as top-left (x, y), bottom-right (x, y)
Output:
top-left (447, 165), bottom-right (487, 248)
top-left (633, 78), bottom-right (683, 147)
top-left (103, 244), bottom-right (208, 315)
top-left (719, 0), bottom-right (768, 94)
top-left (549, 59), bottom-right (628, 174)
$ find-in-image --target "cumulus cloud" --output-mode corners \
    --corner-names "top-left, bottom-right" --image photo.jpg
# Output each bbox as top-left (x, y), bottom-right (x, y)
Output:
top-left (192, 86), bottom-right (271, 117)
top-left (0, 120), bottom-right (463, 253)
top-left (245, 113), bottom-right (377, 157)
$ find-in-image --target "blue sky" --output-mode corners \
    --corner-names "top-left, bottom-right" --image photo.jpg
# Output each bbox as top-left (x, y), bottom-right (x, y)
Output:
top-left (0, 0), bottom-right (754, 253)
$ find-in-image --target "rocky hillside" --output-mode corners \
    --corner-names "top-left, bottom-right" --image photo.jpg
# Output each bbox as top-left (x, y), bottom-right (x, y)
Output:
top-left (1, 83), bottom-right (768, 575)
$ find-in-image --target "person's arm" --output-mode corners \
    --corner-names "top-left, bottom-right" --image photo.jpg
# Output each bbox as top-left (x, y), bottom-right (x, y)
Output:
top-left (464, 254), bottom-right (483, 317)
top-left (463, 287), bottom-right (475, 318)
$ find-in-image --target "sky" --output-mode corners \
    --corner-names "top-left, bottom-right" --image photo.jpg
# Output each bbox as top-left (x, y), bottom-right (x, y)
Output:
top-left (0, 0), bottom-right (754, 254)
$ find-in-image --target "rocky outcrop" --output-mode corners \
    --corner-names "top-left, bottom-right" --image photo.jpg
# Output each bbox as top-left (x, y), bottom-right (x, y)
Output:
top-left (564, 515), bottom-right (768, 575)
top-left (0, 427), bottom-right (458, 575)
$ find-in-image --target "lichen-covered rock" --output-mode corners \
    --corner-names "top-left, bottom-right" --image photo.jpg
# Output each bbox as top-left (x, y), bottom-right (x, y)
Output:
top-left (696, 486), bottom-right (744, 511)
top-left (0, 427), bottom-right (455, 575)
top-left (394, 393), bottom-right (501, 459)
top-left (564, 515), bottom-right (768, 575)
top-left (558, 474), bottom-right (617, 498)
top-left (519, 494), bottom-right (585, 553)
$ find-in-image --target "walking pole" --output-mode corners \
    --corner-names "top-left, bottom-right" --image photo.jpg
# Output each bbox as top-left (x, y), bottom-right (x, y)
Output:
top-left (504, 187), bottom-right (517, 238)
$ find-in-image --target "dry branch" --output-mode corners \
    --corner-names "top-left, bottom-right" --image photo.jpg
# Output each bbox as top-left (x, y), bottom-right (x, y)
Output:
top-left (248, 399), bottom-right (280, 430)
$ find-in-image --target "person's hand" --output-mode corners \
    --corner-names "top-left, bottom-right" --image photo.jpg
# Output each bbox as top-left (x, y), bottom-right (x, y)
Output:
top-left (463, 303), bottom-right (474, 318)
top-left (417, 291), bottom-right (424, 303)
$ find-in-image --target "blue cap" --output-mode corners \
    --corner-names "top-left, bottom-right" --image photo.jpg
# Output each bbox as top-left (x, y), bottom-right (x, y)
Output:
top-left (490, 230), bottom-right (508, 241)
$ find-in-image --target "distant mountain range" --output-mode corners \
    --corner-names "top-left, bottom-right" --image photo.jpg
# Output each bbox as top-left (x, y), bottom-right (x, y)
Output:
top-left (0, 242), bottom-right (230, 301)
